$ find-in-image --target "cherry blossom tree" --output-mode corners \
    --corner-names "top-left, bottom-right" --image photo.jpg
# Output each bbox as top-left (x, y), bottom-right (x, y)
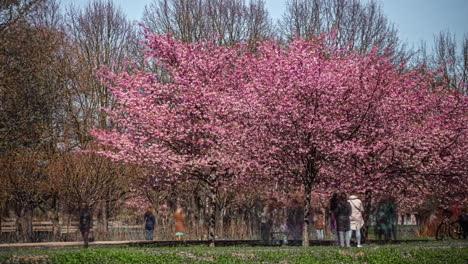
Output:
top-left (91, 31), bottom-right (257, 247)
top-left (238, 36), bottom-right (467, 246)
top-left (319, 67), bottom-right (468, 239)
top-left (92, 28), bottom-right (466, 247)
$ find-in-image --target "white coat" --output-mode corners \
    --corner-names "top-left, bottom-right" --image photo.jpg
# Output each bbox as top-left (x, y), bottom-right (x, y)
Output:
top-left (348, 195), bottom-right (365, 230)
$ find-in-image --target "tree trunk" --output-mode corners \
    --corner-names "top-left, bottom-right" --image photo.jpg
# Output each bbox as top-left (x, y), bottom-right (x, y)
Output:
top-left (302, 156), bottom-right (317, 247)
top-left (302, 182), bottom-right (312, 246)
top-left (217, 208), bottom-right (224, 240)
top-left (208, 175), bottom-right (217, 247)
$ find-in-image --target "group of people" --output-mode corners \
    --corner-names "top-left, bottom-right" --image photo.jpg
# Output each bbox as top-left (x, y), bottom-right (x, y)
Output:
top-left (83, 195), bottom-right (394, 246)
top-left (144, 206), bottom-right (185, 241)
top-left (330, 193), bottom-right (365, 248)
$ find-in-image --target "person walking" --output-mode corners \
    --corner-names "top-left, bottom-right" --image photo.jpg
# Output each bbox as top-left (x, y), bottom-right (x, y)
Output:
top-left (348, 195), bottom-right (365, 247)
top-left (314, 209), bottom-right (325, 240)
top-left (173, 207), bottom-right (185, 241)
top-left (336, 193), bottom-right (351, 248)
top-left (79, 203), bottom-right (92, 248)
top-left (144, 208), bottom-right (156, 240)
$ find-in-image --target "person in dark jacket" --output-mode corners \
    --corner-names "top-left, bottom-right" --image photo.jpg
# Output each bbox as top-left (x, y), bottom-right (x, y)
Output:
top-left (336, 193), bottom-right (351, 247)
top-left (458, 211), bottom-right (468, 239)
top-left (144, 208), bottom-right (156, 240)
top-left (79, 203), bottom-right (92, 248)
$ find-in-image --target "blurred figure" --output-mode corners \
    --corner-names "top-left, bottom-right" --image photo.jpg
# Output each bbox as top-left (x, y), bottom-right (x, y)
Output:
top-left (286, 199), bottom-right (303, 241)
top-left (271, 206), bottom-right (285, 245)
top-left (375, 195), bottom-right (396, 241)
top-left (173, 207), bottom-right (185, 241)
top-left (336, 193), bottom-right (351, 247)
top-left (458, 210), bottom-right (468, 239)
top-left (329, 193), bottom-right (339, 242)
top-left (314, 209), bottom-right (325, 240)
top-left (388, 196), bottom-right (397, 240)
top-left (279, 208), bottom-right (289, 245)
top-left (79, 203), bottom-right (92, 248)
top-left (144, 207), bottom-right (156, 240)
top-left (259, 204), bottom-right (271, 243)
top-left (348, 195), bottom-right (365, 247)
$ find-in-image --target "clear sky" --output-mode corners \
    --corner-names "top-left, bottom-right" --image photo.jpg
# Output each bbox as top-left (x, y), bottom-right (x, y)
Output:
top-left (59, 0), bottom-right (467, 49)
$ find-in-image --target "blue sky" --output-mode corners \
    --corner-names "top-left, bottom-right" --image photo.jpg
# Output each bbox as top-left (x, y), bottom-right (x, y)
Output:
top-left (60, 0), bottom-right (467, 49)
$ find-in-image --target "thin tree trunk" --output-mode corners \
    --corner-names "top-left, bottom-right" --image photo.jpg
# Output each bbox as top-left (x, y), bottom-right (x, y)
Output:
top-left (217, 208), bottom-right (224, 240)
top-left (303, 156), bottom-right (317, 247)
top-left (208, 184), bottom-right (216, 247)
top-left (208, 174), bottom-right (217, 247)
top-left (303, 182), bottom-right (312, 246)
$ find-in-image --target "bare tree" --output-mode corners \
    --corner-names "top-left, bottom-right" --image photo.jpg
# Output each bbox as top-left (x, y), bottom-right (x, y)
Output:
top-left (413, 32), bottom-right (467, 93)
top-left (0, 0), bottom-right (43, 33)
top-left (142, 0), bottom-right (272, 45)
top-left (48, 152), bottom-right (131, 240)
top-left (26, 0), bottom-right (62, 28)
top-left (59, 0), bottom-right (141, 238)
top-left (278, 0), bottom-right (409, 62)
top-left (0, 0), bottom-right (73, 242)
top-left (64, 0), bottom-right (140, 133)
top-left (432, 32), bottom-right (467, 92)
top-left (0, 149), bottom-right (50, 242)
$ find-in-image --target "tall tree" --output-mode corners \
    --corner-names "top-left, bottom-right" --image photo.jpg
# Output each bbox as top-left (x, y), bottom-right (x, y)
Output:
top-left (239, 35), bottom-right (466, 246)
top-left (65, 0), bottom-right (140, 133)
top-left (278, 0), bottom-right (409, 62)
top-left (63, 0), bottom-right (142, 234)
top-left (0, 0), bottom-right (72, 240)
top-left (142, 0), bottom-right (272, 45)
top-left (91, 32), bottom-right (255, 247)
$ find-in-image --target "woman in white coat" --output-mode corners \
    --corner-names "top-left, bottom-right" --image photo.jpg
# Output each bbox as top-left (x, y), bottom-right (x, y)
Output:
top-left (348, 195), bottom-right (365, 247)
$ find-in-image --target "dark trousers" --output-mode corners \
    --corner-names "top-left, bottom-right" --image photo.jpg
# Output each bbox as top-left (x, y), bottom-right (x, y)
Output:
top-left (81, 230), bottom-right (90, 248)
top-left (145, 229), bottom-right (154, 240)
top-left (260, 223), bottom-right (270, 242)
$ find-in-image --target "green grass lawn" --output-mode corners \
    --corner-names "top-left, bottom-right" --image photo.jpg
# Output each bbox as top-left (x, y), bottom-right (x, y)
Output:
top-left (0, 241), bottom-right (466, 263)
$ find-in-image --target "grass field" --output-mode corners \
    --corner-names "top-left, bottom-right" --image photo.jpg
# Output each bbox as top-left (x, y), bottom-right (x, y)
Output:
top-left (0, 240), bottom-right (466, 263)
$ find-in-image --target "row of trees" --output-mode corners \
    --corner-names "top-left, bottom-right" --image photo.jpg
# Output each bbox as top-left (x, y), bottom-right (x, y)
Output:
top-left (0, 0), bottom-right (466, 244)
top-left (93, 31), bottom-right (467, 247)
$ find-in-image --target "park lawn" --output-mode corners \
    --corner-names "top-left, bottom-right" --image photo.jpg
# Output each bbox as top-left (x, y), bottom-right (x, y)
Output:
top-left (0, 241), bottom-right (466, 263)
